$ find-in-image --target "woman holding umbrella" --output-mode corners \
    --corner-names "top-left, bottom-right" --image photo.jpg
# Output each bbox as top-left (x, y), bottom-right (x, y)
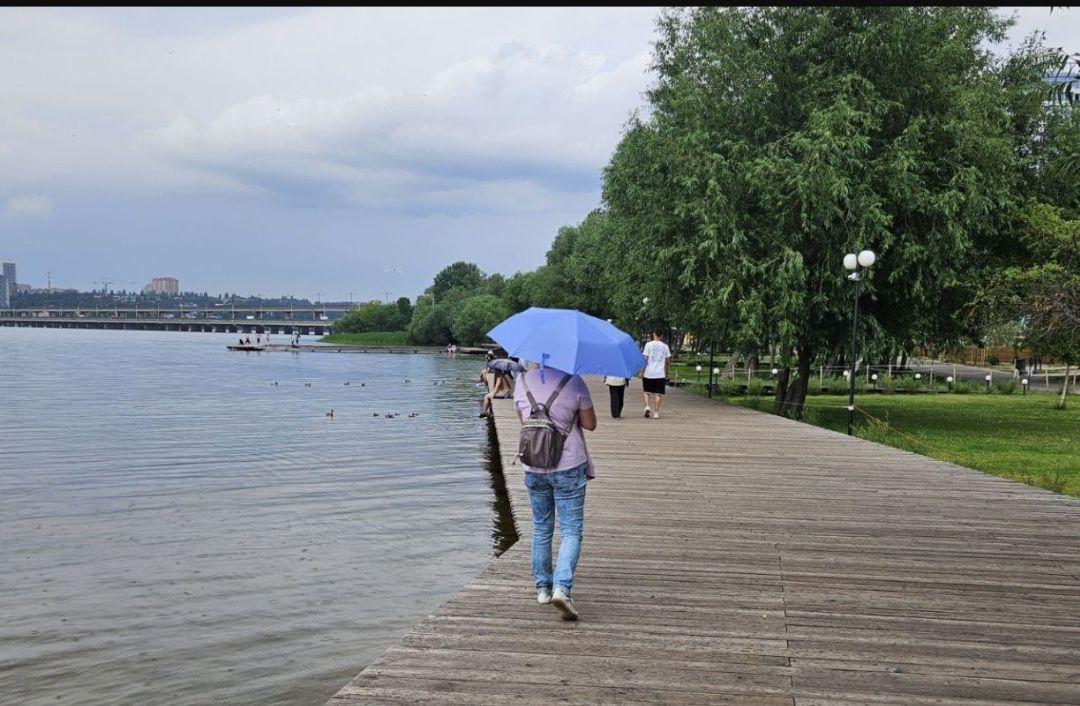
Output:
top-left (513, 363), bottom-right (596, 621)
top-left (487, 307), bottom-right (643, 621)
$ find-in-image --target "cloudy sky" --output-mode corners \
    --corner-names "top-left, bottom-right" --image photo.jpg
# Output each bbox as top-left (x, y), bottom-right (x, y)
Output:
top-left (1, 7), bottom-right (1076, 302)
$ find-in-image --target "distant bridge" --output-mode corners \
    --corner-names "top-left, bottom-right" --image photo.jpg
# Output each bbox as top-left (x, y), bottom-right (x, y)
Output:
top-left (0, 306), bottom-right (352, 335)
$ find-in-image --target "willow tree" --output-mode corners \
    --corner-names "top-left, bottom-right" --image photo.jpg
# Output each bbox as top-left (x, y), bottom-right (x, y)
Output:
top-left (603, 7), bottom-right (1020, 416)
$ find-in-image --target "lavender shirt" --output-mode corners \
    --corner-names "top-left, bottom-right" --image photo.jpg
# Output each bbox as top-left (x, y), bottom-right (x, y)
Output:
top-left (514, 368), bottom-right (594, 476)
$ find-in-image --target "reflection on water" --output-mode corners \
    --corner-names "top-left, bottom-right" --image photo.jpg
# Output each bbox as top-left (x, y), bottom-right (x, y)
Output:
top-left (483, 418), bottom-right (520, 556)
top-left (0, 327), bottom-right (517, 706)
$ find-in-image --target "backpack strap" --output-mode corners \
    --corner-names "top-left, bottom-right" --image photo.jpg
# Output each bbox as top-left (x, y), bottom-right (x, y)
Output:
top-left (520, 374), bottom-right (540, 411)
top-left (520, 372), bottom-right (579, 436)
top-left (544, 372), bottom-right (573, 409)
top-left (520, 370), bottom-right (572, 410)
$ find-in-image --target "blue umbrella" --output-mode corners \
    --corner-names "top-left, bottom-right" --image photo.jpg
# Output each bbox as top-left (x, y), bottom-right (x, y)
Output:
top-left (487, 358), bottom-right (526, 374)
top-left (486, 307), bottom-right (644, 379)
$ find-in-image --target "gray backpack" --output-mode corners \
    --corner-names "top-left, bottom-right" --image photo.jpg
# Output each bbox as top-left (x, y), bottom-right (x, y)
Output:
top-left (518, 373), bottom-right (578, 468)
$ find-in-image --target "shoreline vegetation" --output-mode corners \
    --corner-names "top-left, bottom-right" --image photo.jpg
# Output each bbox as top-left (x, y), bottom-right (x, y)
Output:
top-left (319, 331), bottom-right (411, 346)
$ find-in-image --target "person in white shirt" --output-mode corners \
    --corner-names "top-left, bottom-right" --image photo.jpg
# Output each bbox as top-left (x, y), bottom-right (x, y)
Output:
top-left (641, 330), bottom-right (672, 419)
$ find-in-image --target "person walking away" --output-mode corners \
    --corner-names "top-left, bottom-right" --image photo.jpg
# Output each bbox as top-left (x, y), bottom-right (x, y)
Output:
top-left (641, 330), bottom-right (671, 419)
top-left (603, 374), bottom-right (630, 419)
top-left (514, 365), bottom-right (597, 620)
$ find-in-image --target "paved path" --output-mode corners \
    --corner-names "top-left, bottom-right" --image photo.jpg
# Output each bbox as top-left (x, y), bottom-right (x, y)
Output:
top-left (907, 360), bottom-right (1079, 394)
top-left (327, 380), bottom-right (1080, 705)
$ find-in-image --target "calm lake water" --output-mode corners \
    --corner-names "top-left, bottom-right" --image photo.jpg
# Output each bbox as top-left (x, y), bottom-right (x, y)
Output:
top-left (0, 327), bottom-right (517, 705)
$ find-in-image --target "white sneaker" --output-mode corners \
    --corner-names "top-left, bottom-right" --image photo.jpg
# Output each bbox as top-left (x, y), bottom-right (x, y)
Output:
top-left (550, 587), bottom-right (578, 621)
top-left (652, 411), bottom-right (660, 419)
top-left (537, 589), bottom-right (552, 605)
top-left (644, 406), bottom-right (652, 418)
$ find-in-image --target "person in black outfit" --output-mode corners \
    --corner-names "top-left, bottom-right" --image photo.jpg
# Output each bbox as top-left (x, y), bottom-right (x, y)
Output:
top-left (603, 375), bottom-right (630, 419)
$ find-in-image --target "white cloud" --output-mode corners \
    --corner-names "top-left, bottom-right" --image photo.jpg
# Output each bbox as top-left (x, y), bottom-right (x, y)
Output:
top-left (3, 6), bottom-right (1074, 296)
top-left (137, 39), bottom-right (650, 212)
top-left (5, 194), bottom-right (53, 217)
top-left (0, 7), bottom-right (659, 205)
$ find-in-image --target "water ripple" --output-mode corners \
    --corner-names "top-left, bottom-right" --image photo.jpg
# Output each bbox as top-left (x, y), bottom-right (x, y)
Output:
top-left (0, 328), bottom-right (509, 705)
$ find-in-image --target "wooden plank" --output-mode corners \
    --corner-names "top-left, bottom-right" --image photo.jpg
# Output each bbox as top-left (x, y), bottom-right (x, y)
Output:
top-left (326, 378), bottom-right (1080, 704)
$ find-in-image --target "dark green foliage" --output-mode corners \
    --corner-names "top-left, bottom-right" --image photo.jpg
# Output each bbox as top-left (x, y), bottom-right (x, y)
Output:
top-left (334, 300), bottom-right (411, 334)
top-left (599, 7), bottom-right (1042, 415)
top-left (429, 262), bottom-right (485, 303)
top-left (451, 295), bottom-right (510, 346)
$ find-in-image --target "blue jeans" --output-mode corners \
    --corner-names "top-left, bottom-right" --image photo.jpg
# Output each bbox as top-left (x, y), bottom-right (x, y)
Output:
top-left (524, 464), bottom-right (588, 594)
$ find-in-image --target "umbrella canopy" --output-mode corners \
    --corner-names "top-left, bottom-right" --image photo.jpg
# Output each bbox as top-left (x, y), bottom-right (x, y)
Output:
top-left (486, 307), bottom-right (644, 378)
top-left (487, 358), bottom-right (526, 374)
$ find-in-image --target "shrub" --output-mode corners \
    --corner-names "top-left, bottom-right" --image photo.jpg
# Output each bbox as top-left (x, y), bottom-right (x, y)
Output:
top-left (826, 377), bottom-right (849, 395)
top-left (952, 379), bottom-right (978, 394)
top-left (987, 351), bottom-right (1001, 366)
top-left (994, 379), bottom-right (1019, 395)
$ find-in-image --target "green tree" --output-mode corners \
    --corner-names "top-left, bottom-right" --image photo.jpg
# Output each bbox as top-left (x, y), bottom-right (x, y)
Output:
top-left (538, 211), bottom-right (620, 318)
top-left (451, 294), bottom-right (509, 346)
top-left (408, 297), bottom-right (454, 345)
top-left (989, 203), bottom-right (1080, 408)
top-left (481, 273), bottom-right (507, 298)
top-left (334, 300), bottom-right (409, 333)
top-left (394, 296), bottom-right (413, 328)
top-left (603, 7), bottom-right (1020, 416)
top-left (429, 262), bottom-right (485, 303)
top-left (408, 286), bottom-right (474, 345)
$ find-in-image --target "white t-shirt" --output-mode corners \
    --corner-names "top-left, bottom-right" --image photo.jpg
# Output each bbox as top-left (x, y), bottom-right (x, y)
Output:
top-left (642, 340), bottom-right (671, 379)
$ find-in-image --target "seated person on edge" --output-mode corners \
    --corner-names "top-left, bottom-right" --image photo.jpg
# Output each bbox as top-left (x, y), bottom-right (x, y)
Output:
top-left (480, 370), bottom-right (513, 417)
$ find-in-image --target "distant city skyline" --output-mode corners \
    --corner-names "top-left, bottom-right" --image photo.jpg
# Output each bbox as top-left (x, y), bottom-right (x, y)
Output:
top-left (1, 7), bottom-right (1076, 303)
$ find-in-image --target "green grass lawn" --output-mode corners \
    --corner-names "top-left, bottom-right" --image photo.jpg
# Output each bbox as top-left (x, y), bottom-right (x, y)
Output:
top-left (319, 331), bottom-right (411, 346)
top-left (704, 390), bottom-right (1079, 496)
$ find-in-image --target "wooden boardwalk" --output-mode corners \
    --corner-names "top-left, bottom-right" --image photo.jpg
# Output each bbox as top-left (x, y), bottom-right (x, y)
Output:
top-left (328, 380), bottom-right (1080, 705)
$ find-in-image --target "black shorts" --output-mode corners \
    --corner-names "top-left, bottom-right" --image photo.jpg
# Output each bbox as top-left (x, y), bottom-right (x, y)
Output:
top-left (642, 377), bottom-right (666, 395)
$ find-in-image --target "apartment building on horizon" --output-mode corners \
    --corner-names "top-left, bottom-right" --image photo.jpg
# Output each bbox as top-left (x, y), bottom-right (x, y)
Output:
top-left (143, 276), bottom-right (180, 296)
top-left (1, 261), bottom-right (16, 308)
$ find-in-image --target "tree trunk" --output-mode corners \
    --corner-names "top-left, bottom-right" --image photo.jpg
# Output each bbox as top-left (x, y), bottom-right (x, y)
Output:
top-left (785, 346), bottom-right (813, 419)
top-left (829, 348), bottom-right (845, 373)
top-left (772, 366), bottom-right (791, 416)
top-left (723, 350), bottom-right (738, 379)
top-left (1057, 362), bottom-right (1071, 410)
top-left (899, 350), bottom-right (908, 370)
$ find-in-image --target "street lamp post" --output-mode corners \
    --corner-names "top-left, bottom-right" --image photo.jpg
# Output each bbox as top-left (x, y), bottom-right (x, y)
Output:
top-left (844, 249), bottom-right (876, 435)
top-left (708, 345), bottom-right (716, 399)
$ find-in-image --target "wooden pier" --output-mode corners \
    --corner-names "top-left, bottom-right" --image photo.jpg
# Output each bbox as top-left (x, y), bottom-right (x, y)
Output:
top-left (327, 380), bottom-right (1080, 704)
